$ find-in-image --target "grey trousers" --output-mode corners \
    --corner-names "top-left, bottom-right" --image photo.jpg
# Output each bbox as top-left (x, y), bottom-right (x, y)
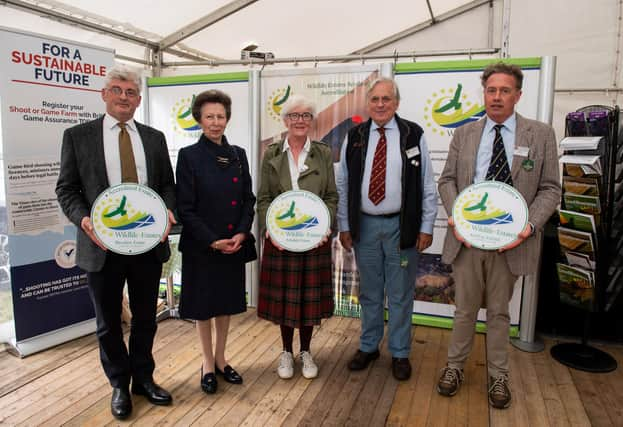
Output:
top-left (446, 247), bottom-right (518, 378)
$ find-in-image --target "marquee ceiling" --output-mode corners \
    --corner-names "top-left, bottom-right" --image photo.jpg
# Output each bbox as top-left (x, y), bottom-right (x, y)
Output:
top-left (0, 0), bottom-right (480, 66)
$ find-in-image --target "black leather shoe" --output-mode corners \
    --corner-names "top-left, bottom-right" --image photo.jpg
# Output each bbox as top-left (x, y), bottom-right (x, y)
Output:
top-left (131, 381), bottom-right (172, 405)
top-left (392, 357), bottom-right (412, 381)
top-left (111, 387), bottom-right (132, 420)
top-left (216, 365), bottom-right (243, 384)
top-left (201, 367), bottom-right (218, 394)
top-left (348, 349), bottom-right (380, 371)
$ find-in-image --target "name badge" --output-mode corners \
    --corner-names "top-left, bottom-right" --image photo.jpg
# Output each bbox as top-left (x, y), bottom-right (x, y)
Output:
top-left (406, 146), bottom-right (420, 158)
top-left (514, 146), bottom-right (529, 157)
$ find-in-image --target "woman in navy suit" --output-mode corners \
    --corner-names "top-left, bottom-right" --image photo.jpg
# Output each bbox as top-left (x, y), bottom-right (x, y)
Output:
top-left (176, 90), bottom-right (256, 394)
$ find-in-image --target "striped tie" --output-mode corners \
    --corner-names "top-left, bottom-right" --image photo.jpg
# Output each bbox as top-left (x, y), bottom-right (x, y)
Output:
top-left (486, 124), bottom-right (513, 185)
top-left (368, 127), bottom-right (387, 205)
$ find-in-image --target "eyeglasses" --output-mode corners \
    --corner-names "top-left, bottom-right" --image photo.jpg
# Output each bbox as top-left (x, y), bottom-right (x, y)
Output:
top-left (286, 112), bottom-right (313, 122)
top-left (107, 86), bottom-right (139, 98)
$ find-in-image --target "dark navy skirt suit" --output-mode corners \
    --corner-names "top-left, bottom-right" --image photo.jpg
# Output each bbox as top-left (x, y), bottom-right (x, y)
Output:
top-left (176, 135), bottom-right (255, 320)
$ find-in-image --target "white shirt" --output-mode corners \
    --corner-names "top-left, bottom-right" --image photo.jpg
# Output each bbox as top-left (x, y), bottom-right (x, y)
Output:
top-left (359, 118), bottom-right (402, 214)
top-left (336, 117), bottom-right (438, 234)
top-left (283, 137), bottom-right (311, 190)
top-left (103, 113), bottom-right (148, 186)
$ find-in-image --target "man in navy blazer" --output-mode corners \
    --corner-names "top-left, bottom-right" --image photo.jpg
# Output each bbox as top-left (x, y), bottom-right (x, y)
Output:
top-left (56, 66), bottom-right (176, 419)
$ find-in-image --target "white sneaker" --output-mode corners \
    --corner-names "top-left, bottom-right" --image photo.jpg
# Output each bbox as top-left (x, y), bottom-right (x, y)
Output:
top-left (277, 351), bottom-right (294, 379)
top-left (300, 351), bottom-right (318, 379)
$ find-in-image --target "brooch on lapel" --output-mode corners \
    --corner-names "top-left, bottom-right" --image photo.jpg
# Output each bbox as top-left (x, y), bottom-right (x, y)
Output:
top-left (521, 159), bottom-right (534, 171)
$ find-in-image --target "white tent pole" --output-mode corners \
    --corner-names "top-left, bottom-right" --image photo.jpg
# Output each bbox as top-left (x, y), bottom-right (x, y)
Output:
top-left (511, 55), bottom-right (556, 353)
top-left (501, 0), bottom-right (511, 57)
top-left (248, 70), bottom-right (261, 308)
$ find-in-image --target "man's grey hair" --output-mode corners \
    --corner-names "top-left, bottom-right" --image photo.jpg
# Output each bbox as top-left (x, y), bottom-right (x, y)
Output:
top-left (366, 77), bottom-right (400, 102)
top-left (280, 94), bottom-right (317, 119)
top-left (104, 65), bottom-right (142, 94)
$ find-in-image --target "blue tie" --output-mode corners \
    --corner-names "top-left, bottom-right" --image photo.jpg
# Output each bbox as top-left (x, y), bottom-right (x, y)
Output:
top-left (486, 124), bottom-right (513, 186)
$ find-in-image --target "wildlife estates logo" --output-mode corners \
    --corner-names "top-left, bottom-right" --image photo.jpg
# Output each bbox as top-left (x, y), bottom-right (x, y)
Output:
top-left (424, 83), bottom-right (485, 135)
top-left (91, 184), bottom-right (168, 255)
top-left (273, 200), bottom-right (319, 231)
top-left (452, 182), bottom-right (528, 250)
top-left (458, 192), bottom-right (514, 225)
top-left (98, 194), bottom-right (155, 230)
top-left (171, 95), bottom-right (201, 136)
top-left (266, 190), bottom-right (330, 252)
top-left (266, 85), bottom-right (292, 122)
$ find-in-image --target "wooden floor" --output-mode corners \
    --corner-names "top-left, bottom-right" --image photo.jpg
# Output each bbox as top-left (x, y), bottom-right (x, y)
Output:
top-left (1, 309), bottom-right (622, 426)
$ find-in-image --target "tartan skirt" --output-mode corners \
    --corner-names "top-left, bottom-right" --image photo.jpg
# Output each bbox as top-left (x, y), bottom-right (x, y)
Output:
top-left (257, 238), bottom-right (334, 328)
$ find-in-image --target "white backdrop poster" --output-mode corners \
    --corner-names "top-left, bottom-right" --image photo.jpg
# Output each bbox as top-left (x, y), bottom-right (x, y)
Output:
top-left (147, 73), bottom-right (251, 300)
top-left (260, 65), bottom-right (381, 317)
top-left (395, 58), bottom-right (542, 332)
top-left (0, 27), bottom-right (113, 346)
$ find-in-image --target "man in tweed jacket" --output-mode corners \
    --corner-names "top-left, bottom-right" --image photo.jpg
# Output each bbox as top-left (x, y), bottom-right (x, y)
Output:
top-left (436, 62), bottom-right (561, 409)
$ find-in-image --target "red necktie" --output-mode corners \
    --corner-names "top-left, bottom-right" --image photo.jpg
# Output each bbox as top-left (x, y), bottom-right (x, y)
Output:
top-left (368, 127), bottom-right (387, 205)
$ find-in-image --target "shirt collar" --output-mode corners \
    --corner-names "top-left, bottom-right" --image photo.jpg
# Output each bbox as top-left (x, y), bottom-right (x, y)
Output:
top-left (371, 116), bottom-right (397, 132)
top-left (283, 137), bottom-right (311, 153)
top-left (484, 112), bottom-right (516, 134)
top-left (104, 113), bottom-right (137, 132)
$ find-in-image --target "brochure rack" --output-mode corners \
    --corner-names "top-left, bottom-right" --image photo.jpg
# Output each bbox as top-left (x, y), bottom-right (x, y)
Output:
top-left (550, 105), bottom-right (620, 372)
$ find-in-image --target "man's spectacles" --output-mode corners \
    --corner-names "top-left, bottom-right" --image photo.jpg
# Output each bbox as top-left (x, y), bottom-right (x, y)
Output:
top-left (107, 86), bottom-right (139, 98)
top-left (286, 112), bottom-right (313, 122)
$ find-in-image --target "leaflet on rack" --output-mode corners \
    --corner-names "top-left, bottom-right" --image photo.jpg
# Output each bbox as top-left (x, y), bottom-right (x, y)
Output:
top-left (559, 209), bottom-right (597, 234)
top-left (562, 176), bottom-right (600, 197)
top-left (559, 136), bottom-right (602, 151)
top-left (563, 193), bottom-right (601, 215)
top-left (557, 227), bottom-right (595, 266)
top-left (560, 154), bottom-right (602, 176)
top-left (556, 263), bottom-right (595, 310)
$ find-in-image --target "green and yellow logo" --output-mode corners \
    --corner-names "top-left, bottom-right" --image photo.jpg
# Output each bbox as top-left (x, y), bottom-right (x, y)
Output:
top-left (424, 83), bottom-right (485, 134)
top-left (171, 95), bottom-right (201, 135)
top-left (272, 200), bottom-right (319, 231)
top-left (457, 192), bottom-right (513, 225)
top-left (266, 85), bottom-right (292, 122)
top-left (94, 195), bottom-right (155, 234)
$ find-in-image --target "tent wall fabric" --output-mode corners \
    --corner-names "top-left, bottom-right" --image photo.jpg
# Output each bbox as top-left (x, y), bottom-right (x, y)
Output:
top-left (0, 0), bottom-right (622, 351)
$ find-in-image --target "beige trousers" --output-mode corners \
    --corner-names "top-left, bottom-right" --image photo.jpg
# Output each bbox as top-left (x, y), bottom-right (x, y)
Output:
top-left (447, 247), bottom-right (518, 378)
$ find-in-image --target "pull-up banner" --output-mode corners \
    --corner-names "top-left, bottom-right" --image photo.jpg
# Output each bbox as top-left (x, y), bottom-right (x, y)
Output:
top-left (395, 58), bottom-right (542, 333)
top-left (0, 27), bottom-right (113, 354)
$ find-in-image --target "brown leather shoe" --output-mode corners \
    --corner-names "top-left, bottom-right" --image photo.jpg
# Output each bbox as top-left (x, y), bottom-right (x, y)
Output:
top-left (347, 349), bottom-right (380, 370)
top-left (391, 357), bottom-right (411, 380)
top-left (488, 374), bottom-right (511, 409)
top-left (437, 365), bottom-right (464, 396)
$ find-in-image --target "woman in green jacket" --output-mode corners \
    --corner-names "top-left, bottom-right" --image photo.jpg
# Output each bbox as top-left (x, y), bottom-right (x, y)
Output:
top-left (257, 95), bottom-right (338, 380)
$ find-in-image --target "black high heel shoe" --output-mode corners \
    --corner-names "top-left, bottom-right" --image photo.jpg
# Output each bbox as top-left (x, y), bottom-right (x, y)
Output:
top-left (200, 366), bottom-right (218, 394)
top-left (215, 365), bottom-right (243, 384)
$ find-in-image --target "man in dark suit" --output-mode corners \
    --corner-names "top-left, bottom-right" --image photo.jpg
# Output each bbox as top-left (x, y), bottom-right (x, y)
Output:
top-left (436, 62), bottom-right (561, 409)
top-left (56, 66), bottom-right (176, 419)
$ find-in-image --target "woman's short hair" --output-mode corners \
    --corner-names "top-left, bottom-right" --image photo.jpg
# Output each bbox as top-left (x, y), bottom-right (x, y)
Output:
top-left (280, 94), bottom-right (317, 120)
top-left (481, 62), bottom-right (524, 89)
top-left (192, 90), bottom-right (232, 122)
top-left (105, 66), bottom-right (142, 94)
